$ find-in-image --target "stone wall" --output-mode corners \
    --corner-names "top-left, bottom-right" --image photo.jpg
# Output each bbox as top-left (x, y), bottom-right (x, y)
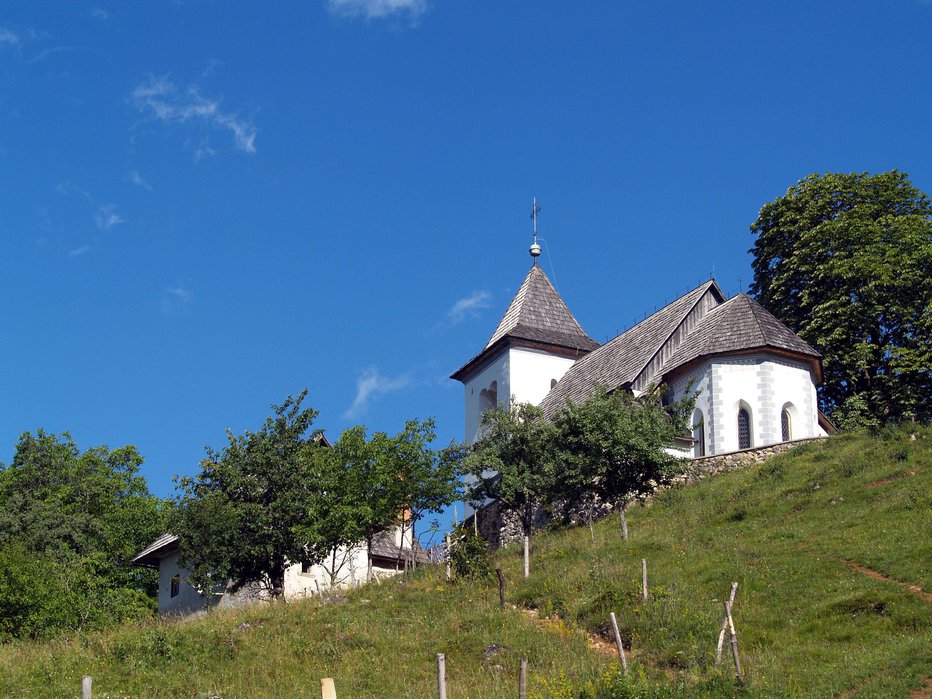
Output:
top-left (471, 437), bottom-right (826, 547)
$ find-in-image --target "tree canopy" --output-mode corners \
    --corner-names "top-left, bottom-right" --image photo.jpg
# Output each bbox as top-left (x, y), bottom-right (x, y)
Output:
top-left (0, 431), bottom-right (164, 639)
top-left (750, 171), bottom-right (932, 426)
top-left (172, 390), bottom-right (339, 599)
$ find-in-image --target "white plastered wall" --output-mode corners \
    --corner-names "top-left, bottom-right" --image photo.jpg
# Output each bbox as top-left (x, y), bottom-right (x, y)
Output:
top-left (666, 353), bottom-right (819, 456)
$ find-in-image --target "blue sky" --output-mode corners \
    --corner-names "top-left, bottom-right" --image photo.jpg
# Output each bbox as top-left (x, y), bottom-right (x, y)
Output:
top-left (1, 2), bottom-right (930, 522)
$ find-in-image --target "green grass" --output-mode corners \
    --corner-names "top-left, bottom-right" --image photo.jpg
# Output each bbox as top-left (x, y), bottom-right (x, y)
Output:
top-left (0, 428), bottom-right (928, 698)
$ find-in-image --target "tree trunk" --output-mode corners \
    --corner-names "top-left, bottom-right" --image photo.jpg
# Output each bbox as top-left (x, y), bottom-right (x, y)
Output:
top-left (270, 559), bottom-right (286, 600)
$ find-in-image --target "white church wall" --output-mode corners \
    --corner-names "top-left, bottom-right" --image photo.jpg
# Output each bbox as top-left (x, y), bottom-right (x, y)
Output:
top-left (508, 347), bottom-right (578, 409)
top-left (708, 354), bottom-right (818, 453)
top-left (666, 354), bottom-right (818, 456)
top-left (463, 350), bottom-right (510, 444)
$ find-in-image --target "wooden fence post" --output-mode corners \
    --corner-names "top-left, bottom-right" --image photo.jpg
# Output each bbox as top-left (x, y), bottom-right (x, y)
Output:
top-left (609, 612), bottom-right (628, 673)
top-left (619, 505), bottom-right (628, 541)
top-left (81, 676), bottom-right (92, 699)
top-left (724, 600), bottom-right (743, 679)
top-left (641, 559), bottom-right (648, 602)
top-left (519, 658), bottom-right (528, 699)
top-left (320, 678), bottom-right (337, 699)
top-left (715, 582), bottom-right (739, 663)
top-left (495, 568), bottom-right (506, 608)
top-left (445, 534), bottom-right (452, 581)
top-left (437, 653), bottom-right (447, 699)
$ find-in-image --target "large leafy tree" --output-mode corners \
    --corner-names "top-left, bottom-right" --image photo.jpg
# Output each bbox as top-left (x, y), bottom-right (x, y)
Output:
top-left (0, 431), bottom-right (164, 638)
top-left (750, 171), bottom-right (932, 426)
top-left (172, 390), bottom-right (340, 600)
top-left (461, 402), bottom-right (561, 579)
top-left (553, 387), bottom-right (692, 538)
top-left (333, 418), bottom-right (457, 581)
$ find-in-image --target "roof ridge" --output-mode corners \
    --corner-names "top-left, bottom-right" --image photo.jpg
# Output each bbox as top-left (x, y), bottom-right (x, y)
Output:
top-left (739, 293), bottom-right (769, 345)
top-left (629, 280), bottom-right (719, 386)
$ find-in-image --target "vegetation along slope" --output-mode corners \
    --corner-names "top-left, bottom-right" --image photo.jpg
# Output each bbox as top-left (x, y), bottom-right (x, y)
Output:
top-left (0, 428), bottom-right (928, 698)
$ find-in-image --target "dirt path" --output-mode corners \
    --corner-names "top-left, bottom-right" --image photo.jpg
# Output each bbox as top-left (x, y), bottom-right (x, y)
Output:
top-left (518, 606), bottom-right (618, 658)
top-left (841, 559), bottom-right (932, 604)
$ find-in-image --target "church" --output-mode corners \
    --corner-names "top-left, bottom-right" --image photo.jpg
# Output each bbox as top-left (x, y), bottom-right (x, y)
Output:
top-left (452, 234), bottom-right (832, 457)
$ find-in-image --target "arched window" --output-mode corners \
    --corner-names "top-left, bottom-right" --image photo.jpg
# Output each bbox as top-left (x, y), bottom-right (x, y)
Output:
top-left (550, 378), bottom-right (558, 389)
top-left (479, 380), bottom-right (498, 413)
top-left (737, 407), bottom-right (751, 450)
top-left (781, 408), bottom-right (792, 442)
top-left (693, 415), bottom-right (705, 457)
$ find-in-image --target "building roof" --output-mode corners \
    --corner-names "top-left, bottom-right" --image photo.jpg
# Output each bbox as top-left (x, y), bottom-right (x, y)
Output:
top-left (370, 531), bottom-right (432, 565)
top-left (539, 281), bottom-right (721, 415)
top-left (451, 263), bottom-right (599, 382)
top-left (131, 533), bottom-right (179, 567)
top-left (658, 293), bottom-right (821, 377)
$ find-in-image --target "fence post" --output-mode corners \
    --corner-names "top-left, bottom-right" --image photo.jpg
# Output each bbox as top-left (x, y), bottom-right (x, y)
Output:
top-left (641, 559), bottom-right (648, 602)
top-left (320, 678), bottom-right (337, 699)
top-left (609, 612), bottom-right (628, 674)
top-left (519, 658), bottom-right (527, 699)
top-left (445, 533), bottom-right (452, 581)
top-left (495, 568), bottom-right (506, 608)
top-left (81, 676), bottom-right (92, 699)
top-left (715, 582), bottom-right (739, 663)
top-left (724, 600), bottom-right (743, 679)
top-left (437, 653), bottom-right (447, 699)
top-left (619, 504), bottom-right (628, 541)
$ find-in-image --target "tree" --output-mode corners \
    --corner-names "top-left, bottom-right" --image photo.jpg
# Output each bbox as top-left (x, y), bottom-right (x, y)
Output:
top-left (172, 390), bottom-right (339, 600)
top-left (750, 171), bottom-right (932, 426)
top-left (0, 431), bottom-right (164, 638)
top-left (332, 418), bottom-right (457, 581)
top-left (553, 387), bottom-right (692, 540)
top-left (461, 402), bottom-right (561, 579)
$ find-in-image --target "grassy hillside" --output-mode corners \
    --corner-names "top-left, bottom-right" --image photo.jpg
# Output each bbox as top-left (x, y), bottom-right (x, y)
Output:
top-left (0, 428), bottom-right (928, 698)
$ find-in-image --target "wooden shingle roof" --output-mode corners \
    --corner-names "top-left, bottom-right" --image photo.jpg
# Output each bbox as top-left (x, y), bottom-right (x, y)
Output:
top-left (658, 293), bottom-right (820, 377)
top-left (539, 281), bottom-right (720, 415)
top-left (451, 263), bottom-right (599, 382)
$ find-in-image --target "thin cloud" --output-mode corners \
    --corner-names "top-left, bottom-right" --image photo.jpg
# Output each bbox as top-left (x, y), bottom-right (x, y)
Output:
top-left (0, 27), bottom-right (20, 46)
top-left (161, 284), bottom-right (192, 315)
top-left (69, 245), bottom-right (91, 257)
top-left (130, 76), bottom-right (257, 154)
top-left (95, 204), bottom-right (124, 230)
top-left (343, 366), bottom-right (411, 419)
top-left (327, 0), bottom-right (428, 21)
top-left (89, 7), bottom-right (110, 20)
top-left (447, 290), bottom-right (492, 324)
top-left (128, 170), bottom-right (152, 190)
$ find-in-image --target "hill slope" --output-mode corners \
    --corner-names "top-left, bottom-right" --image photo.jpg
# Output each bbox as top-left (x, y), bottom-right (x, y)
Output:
top-left (0, 428), bottom-right (929, 698)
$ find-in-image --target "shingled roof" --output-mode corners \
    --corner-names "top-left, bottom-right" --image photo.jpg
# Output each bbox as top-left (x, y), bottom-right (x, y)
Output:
top-left (451, 263), bottom-right (599, 382)
top-left (658, 293), bottom-right (821, 377)
top-left (539, 281), bottom-right (721, 415)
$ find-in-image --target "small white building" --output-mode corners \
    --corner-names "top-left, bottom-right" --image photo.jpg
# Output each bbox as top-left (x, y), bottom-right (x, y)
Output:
top-left (452, 246), bottom-right (831, 456)
top-left (133, 523), bottom-right (425, 616)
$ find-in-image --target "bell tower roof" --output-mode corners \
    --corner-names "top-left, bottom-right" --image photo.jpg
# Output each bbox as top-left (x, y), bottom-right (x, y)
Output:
top-left (451, 263), bottom-right (599, 383)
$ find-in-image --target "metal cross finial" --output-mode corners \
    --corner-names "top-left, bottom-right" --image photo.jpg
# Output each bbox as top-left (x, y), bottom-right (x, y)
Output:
top-left (529, 197), bottom-right (542, 261)
top-left (530, 196), bottom-right (541, 244)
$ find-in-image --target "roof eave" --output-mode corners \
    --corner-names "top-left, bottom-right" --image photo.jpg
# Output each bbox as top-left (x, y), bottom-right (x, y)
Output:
top-left (451, 336), bottom-right (595, 384)
top-left (661, 346), bottom-right (823, 385)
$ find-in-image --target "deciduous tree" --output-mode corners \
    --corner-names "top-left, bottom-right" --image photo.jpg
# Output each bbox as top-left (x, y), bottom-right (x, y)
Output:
top-left (750, 171), bottom-right (932, 426)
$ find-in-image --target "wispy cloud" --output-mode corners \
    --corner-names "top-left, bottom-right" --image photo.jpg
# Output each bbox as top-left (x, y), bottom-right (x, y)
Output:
top-left (447, 290), bottom-right (492, 324)
top-left (326, 0), bottom-right (428, 22)
top-left (95, 204), bottom-right (124, 230)
top-left (128, 170), bottom-right (152, 190)
top-left (130, 76), bottom-right (257, 154)
top-left (0, 26), bottom-right (21, 46)
top-left (89, 7), bottom-right (110, 20)
top-left (161, 284), bottom-right (192, 315)
top-left (343, 366), bottom-right (411, 419)
top-left (69, 245), bottom-right (91, 257)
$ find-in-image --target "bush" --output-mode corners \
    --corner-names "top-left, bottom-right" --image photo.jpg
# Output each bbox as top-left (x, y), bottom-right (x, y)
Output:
top-left (448, 525), bottom-right (492, 580)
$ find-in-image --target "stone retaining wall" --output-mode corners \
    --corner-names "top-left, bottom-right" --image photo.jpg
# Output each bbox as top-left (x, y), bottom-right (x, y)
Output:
top-left (471, 437), bottom-right (826, 547)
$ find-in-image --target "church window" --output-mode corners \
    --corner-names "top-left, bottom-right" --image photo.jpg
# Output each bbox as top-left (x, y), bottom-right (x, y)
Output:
top-left (737, 407), bottom-right (751, 450)
top-left (781, 408), bottom-right (792, 442)
top-left (550, 378), bottom-right (558, 389)
top-left (170, 575), bottom-right (180, 598)
top-left (479, 381), bottom-right (498, 413)
top-left (693, 418), bottom-right (705, 457)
